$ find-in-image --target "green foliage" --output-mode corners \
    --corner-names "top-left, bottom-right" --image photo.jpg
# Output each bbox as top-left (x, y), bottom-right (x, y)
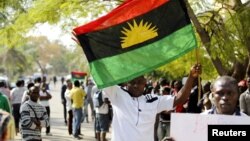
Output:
top-left (67, 45), bottom-right (90, 74)
top-left (187, 0), bottom-right (250, 78)
top-left (0, 47), bottom-right (29, 79)
top-left (0, 0), bottom-right (120, 47)
top-left (1, 0), bottom-right (250, 81)
top-left (155, 48), bottom-right (218, 81)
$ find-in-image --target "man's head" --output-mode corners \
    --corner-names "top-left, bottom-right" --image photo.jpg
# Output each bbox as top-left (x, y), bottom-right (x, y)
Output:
top-left (27, 82), bottom-right (34, 90)
top-left (162, 87), bottom-right (171, 95)
top-left (16, 80), bottom-right (23, 87)
top-left (0, 81), bottom-right (5, 88)
top-left (29, 84), bottom-right (40, 102)
top-left (74, 80), bottom-right (80, 87)
top-left (174, 80), bottom-right (182, 91)
top-left (127, 76), bottom-right (147, 97)
top-left (203, 81), bottom-right (211, 94)
top-left (66, 79), bottom-right (73, 89)
top-left (211, 76), bottom-right (239, 115)
top-left (159, 78), bottom-right (169, 87)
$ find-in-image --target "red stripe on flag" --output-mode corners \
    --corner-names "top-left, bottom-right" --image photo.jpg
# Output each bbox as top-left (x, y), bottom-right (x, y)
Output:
top-left (73, 0), bottom-right (169, 35)
top-left (71, 71), bottom-right (87, 76)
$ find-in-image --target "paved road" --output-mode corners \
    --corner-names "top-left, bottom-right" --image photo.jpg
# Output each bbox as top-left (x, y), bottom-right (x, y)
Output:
top-left (15, 83), bottom-right (111, 141)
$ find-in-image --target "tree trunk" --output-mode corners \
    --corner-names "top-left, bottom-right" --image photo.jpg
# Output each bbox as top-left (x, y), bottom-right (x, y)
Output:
top-left (35, 60), bottom-right (46, 76)
top-left (184, 0), bottom-right (227, 75)
top-left (231, 58), bottom-right (249, 81)
top-left (233, 0), bottom-right (250, 79)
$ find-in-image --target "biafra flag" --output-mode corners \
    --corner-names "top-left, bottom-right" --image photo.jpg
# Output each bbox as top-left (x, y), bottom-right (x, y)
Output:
top-left (73, 0), bottom-right (197, 88)
top-left (71, 71), bottom-right (87, 80)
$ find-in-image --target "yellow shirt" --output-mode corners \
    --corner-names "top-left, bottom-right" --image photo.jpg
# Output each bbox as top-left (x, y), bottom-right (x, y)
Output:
top-left (70, 87), bottom-right (86, 108)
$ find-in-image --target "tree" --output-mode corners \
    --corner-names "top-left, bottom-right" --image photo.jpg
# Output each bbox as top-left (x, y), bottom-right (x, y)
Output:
top-left (185, 0), bottom-right (250, 81)
top-left (25, 36), bottom-right (73, 75)
top-left (0, 47), bottom-right (28, 79)
top-left (1, 0), bottom-right (250, 81)
top-left (0, 0), bottom-right (119, 48)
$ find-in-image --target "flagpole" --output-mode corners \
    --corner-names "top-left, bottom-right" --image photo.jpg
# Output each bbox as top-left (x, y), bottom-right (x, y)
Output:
top-left (196, 47), bottom-right (201, 102)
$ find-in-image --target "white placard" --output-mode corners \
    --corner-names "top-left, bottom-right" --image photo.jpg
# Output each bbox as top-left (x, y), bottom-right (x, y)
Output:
top-left (170, 113), bottom-right (250, 141)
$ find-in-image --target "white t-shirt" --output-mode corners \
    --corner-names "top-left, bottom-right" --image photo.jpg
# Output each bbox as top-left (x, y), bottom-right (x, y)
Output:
top-left (39, 90), bottom-right (50, 107)
top-left (65, 89), bottom-right (72, 112)
top-left (92, 86), bottom-right (109, 114)
top-left (10, 87), bottom-right (26, 104)
top-left (103, 85), bottom-right (174, 141)
top-left (95, 94), bottom-right (109, 114)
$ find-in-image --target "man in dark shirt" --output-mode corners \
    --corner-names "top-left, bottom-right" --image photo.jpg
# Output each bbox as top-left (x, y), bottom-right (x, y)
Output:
top-left (61, 81), bottom-right (67, 124)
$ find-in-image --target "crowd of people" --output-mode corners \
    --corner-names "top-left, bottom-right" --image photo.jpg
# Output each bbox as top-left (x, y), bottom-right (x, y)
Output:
top-left (61, 77), bottom-right (112, 140)
top-left (0, 64), bottom-right (250, 141)
top-left (0, 76), bottom-right (52, 141)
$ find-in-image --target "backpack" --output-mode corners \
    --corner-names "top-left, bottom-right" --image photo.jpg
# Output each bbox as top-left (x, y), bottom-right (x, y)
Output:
top-left (93, 90), bottom-right (104, 108)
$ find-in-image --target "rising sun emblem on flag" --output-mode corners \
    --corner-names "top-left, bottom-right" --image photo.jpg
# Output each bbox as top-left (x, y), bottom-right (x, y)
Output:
top-left (120, 20), bottom-right (158, 48)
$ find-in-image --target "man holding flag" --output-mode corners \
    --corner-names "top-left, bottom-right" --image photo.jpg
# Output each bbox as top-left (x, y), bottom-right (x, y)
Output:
top-left (103, 64), bottom-right (201, 141)
top-left (73, 0), bottom-right (200, 140)
top-left (73, 0), bottom-right (197, 89)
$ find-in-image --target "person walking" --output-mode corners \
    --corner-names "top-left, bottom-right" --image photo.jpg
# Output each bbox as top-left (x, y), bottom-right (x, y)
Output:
top-left (93, 88), bottom-right (110, 141)
top-left (70, 80), bottom-right (86, 139)
top-left (84, 79), bottom-right (95, 123)
top-left (10, 79), bottom-right (26, 134)
top-left (65, 79), bottom-right (73, 135)
top-left (0, 80), bottom-right (11, 101)
top-left (61, 79), bottom-right (67, 124)
top-left (20, 84), bottom-right (50, 141)
top-left (39, 77), bottom-right (53, 136)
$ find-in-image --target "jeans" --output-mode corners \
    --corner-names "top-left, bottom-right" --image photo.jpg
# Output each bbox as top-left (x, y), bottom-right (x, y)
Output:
top-left (72, 108), bottom-right (83, 136)
top-left (157, 121), bottom-right (170, 140)
top-left (45, 106), bottom-right (50, 133)
top-left (68, 110), bottom-right (73, 135)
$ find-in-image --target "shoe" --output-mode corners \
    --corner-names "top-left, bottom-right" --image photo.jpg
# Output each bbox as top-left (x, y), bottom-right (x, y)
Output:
top-left (79, 133), bottom-right (84, 136)
top-left (46, 133), bottom-right (53, 136)
top-left (73, 135), bottom-right (83, 140)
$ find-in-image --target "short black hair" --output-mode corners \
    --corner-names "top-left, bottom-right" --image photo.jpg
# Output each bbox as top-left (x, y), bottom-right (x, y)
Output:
top-left (35, 77), bottom-right (42, 83)
top-left (27, 82), bottom-right (34, 89)
top-left (16, 80), bottom-right (23, 87)
top-left (163, 87), bottom-right (171, 94)
top-left (159, 78), bottom-right (169, 86)
top-left (0, 81), bottom-right (5, 87)
top-left (74, 80), bottom-right (80, 87)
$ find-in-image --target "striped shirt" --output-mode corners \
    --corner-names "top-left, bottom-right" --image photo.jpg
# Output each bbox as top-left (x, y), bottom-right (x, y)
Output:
top-left (20, 100), bottom-right (49, 141)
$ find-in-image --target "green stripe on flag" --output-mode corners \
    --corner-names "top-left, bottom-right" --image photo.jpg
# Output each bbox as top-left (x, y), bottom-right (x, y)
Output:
top-left (90, 24), bottom-right (197, 88)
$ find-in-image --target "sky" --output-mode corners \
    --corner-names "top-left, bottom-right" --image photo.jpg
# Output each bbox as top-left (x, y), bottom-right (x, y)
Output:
top-left (27, 0), bottom-right (118, 49)
top-left (28, 23), bottom-right (77, 49)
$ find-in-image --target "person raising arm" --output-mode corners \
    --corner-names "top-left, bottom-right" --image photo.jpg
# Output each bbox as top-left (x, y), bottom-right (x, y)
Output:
top-left (103, 64), bottom-right (201, 141)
